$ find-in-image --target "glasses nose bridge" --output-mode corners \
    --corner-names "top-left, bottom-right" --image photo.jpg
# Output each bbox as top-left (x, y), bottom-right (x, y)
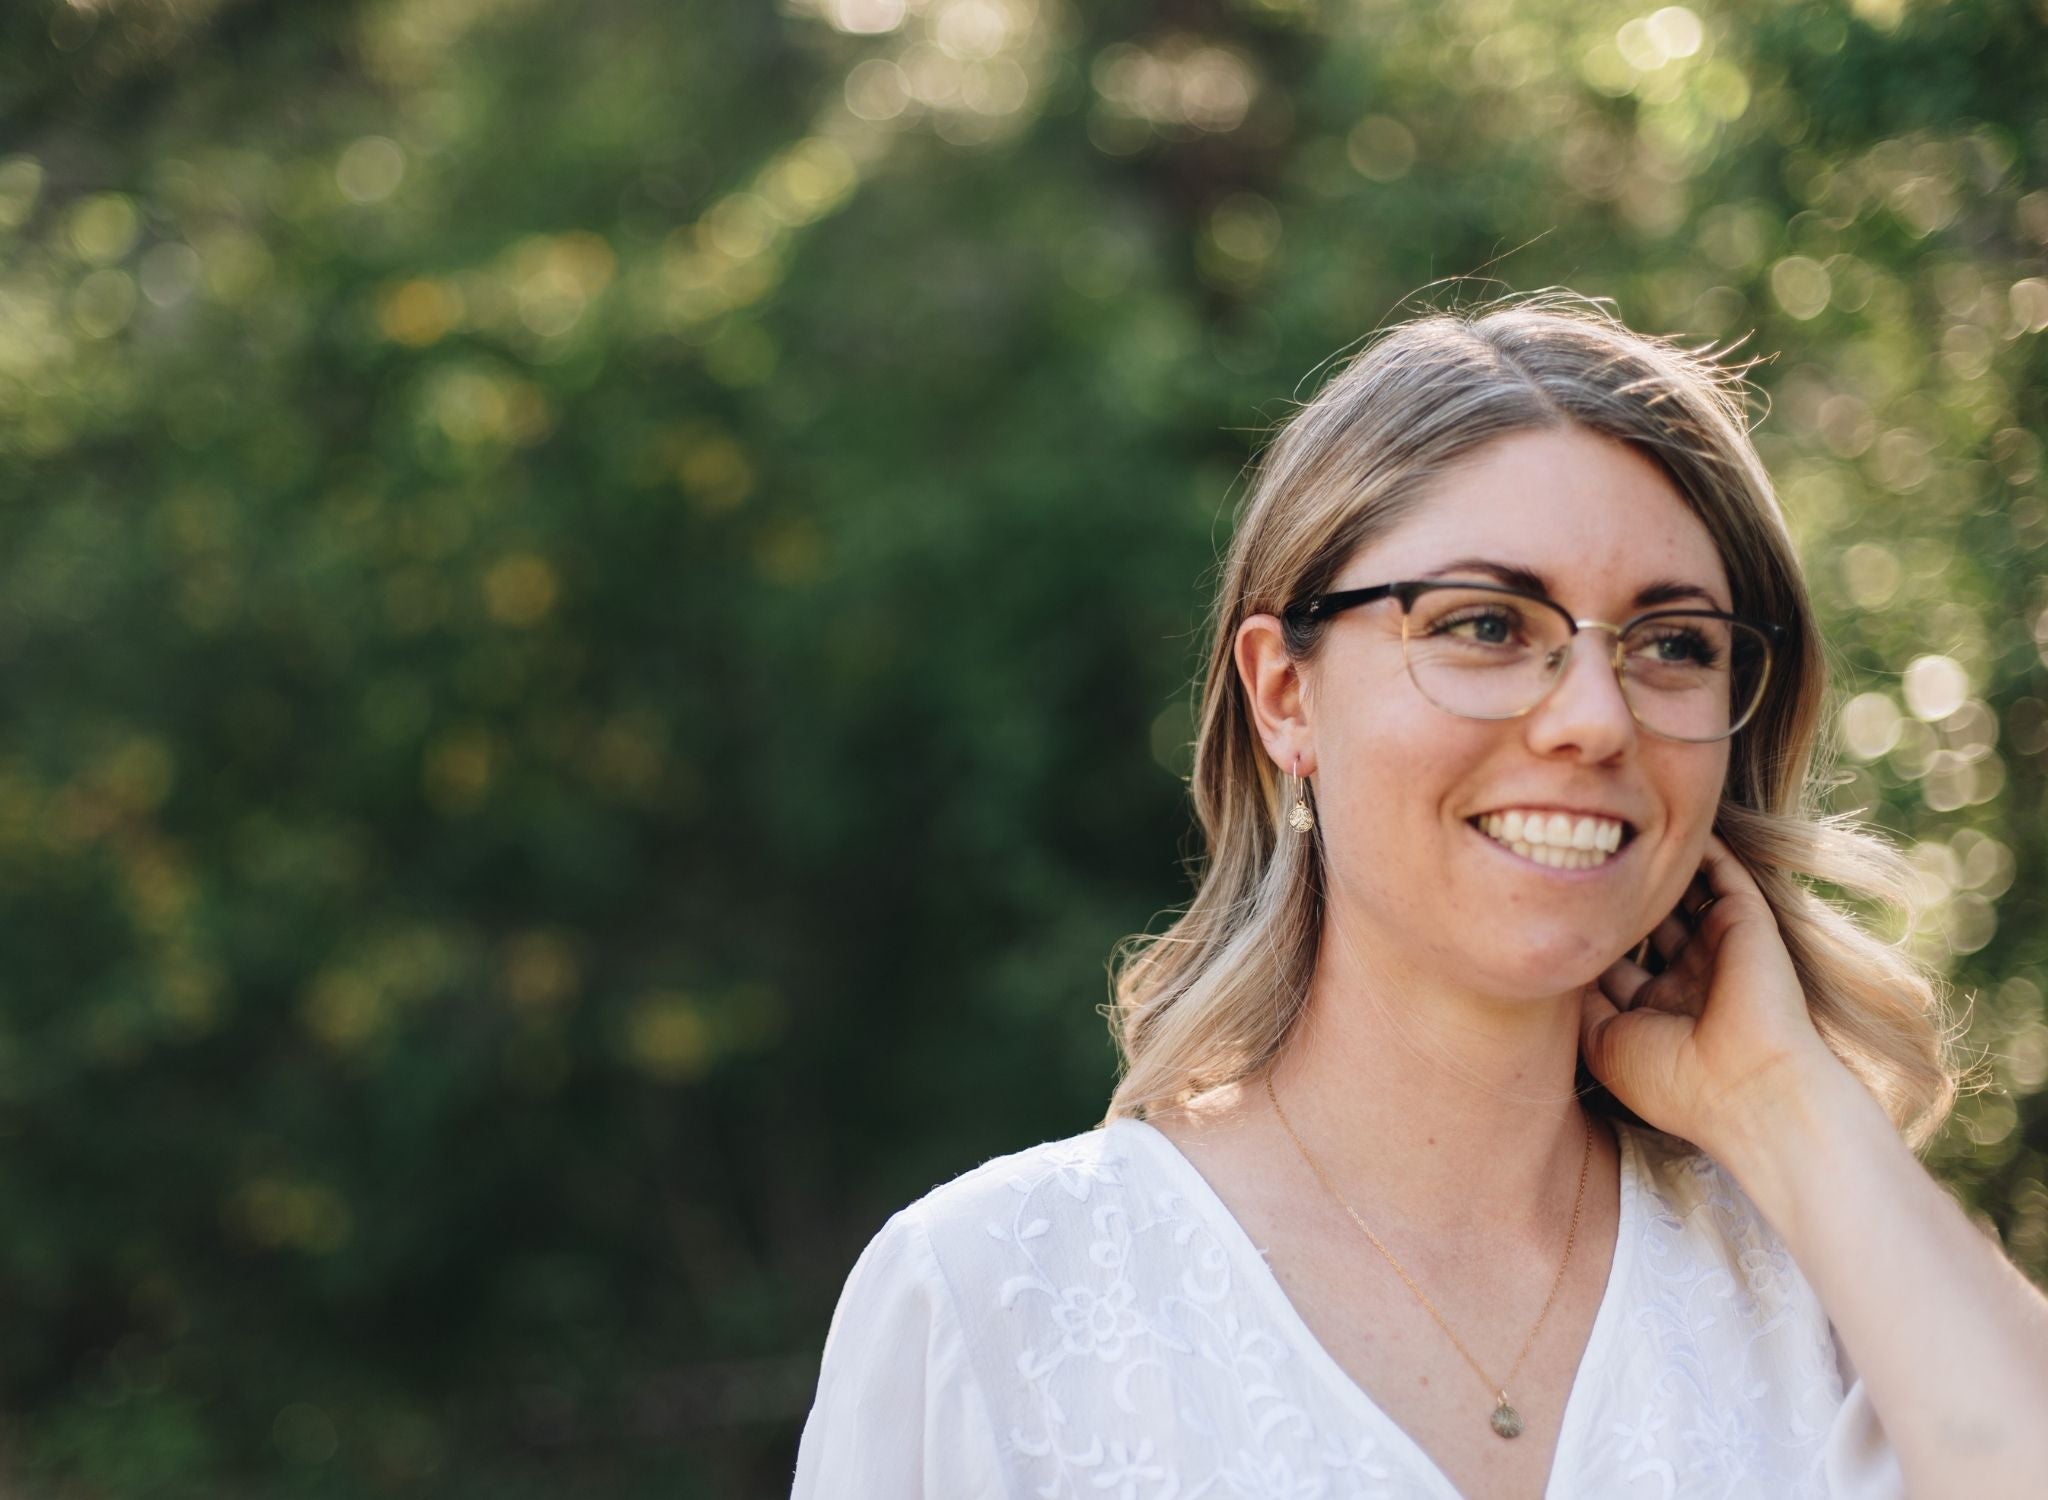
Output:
top-left (1552, 616), bottom-right (1633, 675)
top-left (1541, 617), bottom-right (1640, 717)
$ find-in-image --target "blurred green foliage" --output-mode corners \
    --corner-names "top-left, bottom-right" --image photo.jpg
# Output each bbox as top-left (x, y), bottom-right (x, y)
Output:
top-left (1, 0), bottom-right (2046, 1493)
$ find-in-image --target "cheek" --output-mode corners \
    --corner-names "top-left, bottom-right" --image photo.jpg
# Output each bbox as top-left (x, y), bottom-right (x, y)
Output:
top-left (1313, 720), bottom-right (1484, 876)
top-left (1648, 752), bottom-right (1729, 899)
top-left (1685, 747), bottom-right (1732, 826)
top-left (1642, 736), bottom-right (1728, 817)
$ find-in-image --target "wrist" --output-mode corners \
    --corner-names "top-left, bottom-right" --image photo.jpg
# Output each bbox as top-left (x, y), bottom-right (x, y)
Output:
top-left (1697, 1049), bottom-right (1889, 1233)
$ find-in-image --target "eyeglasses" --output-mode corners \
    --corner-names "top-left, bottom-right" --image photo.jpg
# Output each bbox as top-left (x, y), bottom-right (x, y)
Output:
top-left (1282, 580), bottom-right (1786, 743)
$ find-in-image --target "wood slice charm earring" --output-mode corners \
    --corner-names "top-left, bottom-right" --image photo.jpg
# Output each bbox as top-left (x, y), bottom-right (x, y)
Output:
top-left (1287, 754), bottom-right (1314, 833)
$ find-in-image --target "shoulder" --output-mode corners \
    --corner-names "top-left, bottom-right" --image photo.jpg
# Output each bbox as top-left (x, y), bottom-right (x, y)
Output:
top-left (891, 1118), bottom-right (1151, 1257)
top-left (813, 1125), bottom-right (1150, 1369)
top-left (859, 1117), bottom-right (1203, 1349)
top-left (832, 1122), bottom-right (1153, 1283)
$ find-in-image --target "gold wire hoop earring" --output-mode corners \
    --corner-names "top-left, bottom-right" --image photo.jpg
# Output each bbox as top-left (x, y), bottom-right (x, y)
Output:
top-left (1288, 754), bottom-right (1315, 834)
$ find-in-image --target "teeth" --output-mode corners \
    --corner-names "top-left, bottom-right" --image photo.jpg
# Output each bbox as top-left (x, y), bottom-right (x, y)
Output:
top-left (1474, 810), bottom-right (1628, 868)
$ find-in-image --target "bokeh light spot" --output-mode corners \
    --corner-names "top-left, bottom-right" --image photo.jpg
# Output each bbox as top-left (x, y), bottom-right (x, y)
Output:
top-left (2008, 278), bottom-right (2048, 335)
top-left (752, 519), bottom-right (824, 585)
top-left (1579, 42), bottom-right (1633, 97)
top-left (303, 970), bottom-right (386, 1050)
top-left (628, 992), bottom-right (711, 1081)
top-left (1840, 691), bottom-right (1903, 761)
top-left (484, 554), bottom-right (559, 627)
top-left (936, 0), bottom-right (1010, 60)
top-left (1697, 202), bottom-right (1770, 271)
top-left (672, 429), bottom-right (756, 512)
top-left (139, 241), bottom-right (203, 307)
top-left (379, 278), bottom-right (461, 346)
top-left (845, 58), bottom-right (910, 121)
top-left (1347, 116), bottom-right (1416, 182)
top-left (337, 136), bottom-right (406, 203)
top-left (72, 268), bottom-right (137, 338)
top-left (423, 728), bottom-right (496, 811)
top-left (0, 156), bottom-right (43, 231)
top-left (1902, 654), bottom-right (1970, 722)
top-left (1093, 37), bottom-right (1255, 133)
top-left (501, 930), bottom-right (581, 1010)
top-left (67, 192), bottom-right (140, 264)
top-left (1769, 256), bottom-right (1830, 319)
top-left (1207, 192), bottom-right (1280, 262)
top-left (1695, 58), bottom-right (1750, 122)
top-left (823, 0), bottom-right (906, 35)
top-left (1646, 7), bottom-right (1705, 61)
top-left (1840, 543), bottom-right (1901, 607)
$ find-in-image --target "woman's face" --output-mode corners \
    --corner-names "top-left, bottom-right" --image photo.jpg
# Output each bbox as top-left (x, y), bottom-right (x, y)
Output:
top-left (1271, 423), bottom-right (1735, 996)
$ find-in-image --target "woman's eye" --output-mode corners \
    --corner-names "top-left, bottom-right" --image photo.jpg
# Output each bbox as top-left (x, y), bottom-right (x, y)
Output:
top-left (1437, 609), bottom-right (1518, 642)
top-left (1640, 629), bottom-right (1718, 665)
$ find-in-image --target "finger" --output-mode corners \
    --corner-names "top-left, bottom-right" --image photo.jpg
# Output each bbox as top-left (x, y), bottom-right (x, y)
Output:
top-left (1648, 911), bottom-right (1692, 962)
top-left (1581, 993), bottom-right (1694, 1101)
top-left (1598, 953), bottom-right (1653, 1011)
top-left (1696, 830), bottom-right (1762, 908)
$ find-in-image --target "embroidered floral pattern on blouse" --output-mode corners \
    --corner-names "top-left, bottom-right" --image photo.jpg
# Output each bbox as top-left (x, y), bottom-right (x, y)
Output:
top-left (1571, 1127), bottom-right (1847, 1499)
top-left (885, 1118), bottom-right (1887, 1500)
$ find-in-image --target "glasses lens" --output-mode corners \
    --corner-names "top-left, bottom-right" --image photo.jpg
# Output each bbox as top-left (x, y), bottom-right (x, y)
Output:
top-left (1617, 613), bottom-right (1770, 741)
top-left (1401, 588), bottom-right (1771, 742)
top-left (1403, 587), bottom-right (1569, 718)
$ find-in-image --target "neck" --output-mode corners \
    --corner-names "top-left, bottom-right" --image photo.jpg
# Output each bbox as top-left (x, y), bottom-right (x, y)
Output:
top-left (1260, 906), bottom-right (1599, 1241)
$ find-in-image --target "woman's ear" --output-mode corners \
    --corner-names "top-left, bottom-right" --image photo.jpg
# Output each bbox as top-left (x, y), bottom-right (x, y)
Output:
top-left (1235, 613), bottom-right (1313, 775)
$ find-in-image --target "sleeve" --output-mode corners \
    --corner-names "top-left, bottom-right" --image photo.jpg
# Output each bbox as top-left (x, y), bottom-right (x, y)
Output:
top-left (1822, 1322), bottom-right (1908, 1500)
top-left (789, 1204), bottom-right (1010, 1499)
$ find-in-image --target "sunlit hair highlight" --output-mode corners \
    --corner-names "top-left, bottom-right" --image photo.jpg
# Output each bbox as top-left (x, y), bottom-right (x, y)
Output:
top-left (1100, 290), bottom-right (1963, 1153)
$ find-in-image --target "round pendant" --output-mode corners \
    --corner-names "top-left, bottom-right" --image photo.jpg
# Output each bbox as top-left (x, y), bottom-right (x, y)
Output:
top-left (1490, 1399), bottom-right (1524, 1439)
top-left (1288, 800), bottom-right (1315, 833)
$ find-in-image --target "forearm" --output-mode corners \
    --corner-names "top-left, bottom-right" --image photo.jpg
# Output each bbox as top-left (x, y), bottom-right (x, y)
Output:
top-left (1706, 1058), bottom-right (2048, 1500)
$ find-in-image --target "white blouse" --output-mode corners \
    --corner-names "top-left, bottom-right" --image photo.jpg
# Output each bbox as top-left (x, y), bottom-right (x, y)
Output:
top-left (792, 1114), bottom-right (1906, 1499)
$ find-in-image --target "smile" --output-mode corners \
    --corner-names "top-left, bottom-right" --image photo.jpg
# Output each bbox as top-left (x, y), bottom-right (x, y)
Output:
top-left (1465, 810), bottom-right (1635, 874)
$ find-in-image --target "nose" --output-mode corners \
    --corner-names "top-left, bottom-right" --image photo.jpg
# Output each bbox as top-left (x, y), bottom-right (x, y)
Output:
top-left (1524, 627), bottom-right (1637, 759)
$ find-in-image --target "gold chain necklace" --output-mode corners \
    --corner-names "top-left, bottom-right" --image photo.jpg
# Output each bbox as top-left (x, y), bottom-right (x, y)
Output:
top-left (1263, 1073), bottom-right (1593, 1440)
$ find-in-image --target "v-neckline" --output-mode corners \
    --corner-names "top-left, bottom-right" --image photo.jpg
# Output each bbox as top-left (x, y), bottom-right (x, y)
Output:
top-left (1110, 1113), bottom-right (1640, 1500)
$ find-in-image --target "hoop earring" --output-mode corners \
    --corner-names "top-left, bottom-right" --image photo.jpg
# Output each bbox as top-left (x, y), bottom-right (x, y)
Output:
top-left (1287, 754), bottom-right (1315, 834)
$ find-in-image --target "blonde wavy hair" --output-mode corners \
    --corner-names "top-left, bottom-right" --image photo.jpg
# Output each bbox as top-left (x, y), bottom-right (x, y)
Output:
top-left (1100, 291), bottom-right (1964, 1153)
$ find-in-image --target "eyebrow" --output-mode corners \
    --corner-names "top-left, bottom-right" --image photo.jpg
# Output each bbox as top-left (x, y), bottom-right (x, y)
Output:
top-left (1419, 557), bottom-right (1728, 612)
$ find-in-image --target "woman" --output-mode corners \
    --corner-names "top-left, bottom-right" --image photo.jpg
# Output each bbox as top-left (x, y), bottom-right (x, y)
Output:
top-left (790, 294), bottom-right (2048, 1498)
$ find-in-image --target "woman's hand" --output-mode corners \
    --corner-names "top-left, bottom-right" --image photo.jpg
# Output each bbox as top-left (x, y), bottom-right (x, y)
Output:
top-left (1577, 828), bottom-right (1847, 1154)
top-left (1581, 836), bottom-right (2048, 1500)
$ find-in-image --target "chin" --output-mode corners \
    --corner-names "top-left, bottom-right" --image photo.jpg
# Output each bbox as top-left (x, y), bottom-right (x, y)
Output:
top-left (1482, 934), bottom-right (1618, 993)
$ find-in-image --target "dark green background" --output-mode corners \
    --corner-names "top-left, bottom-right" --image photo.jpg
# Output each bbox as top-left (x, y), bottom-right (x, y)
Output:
top-left (1, 0), bottom-right (2045, 1493)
